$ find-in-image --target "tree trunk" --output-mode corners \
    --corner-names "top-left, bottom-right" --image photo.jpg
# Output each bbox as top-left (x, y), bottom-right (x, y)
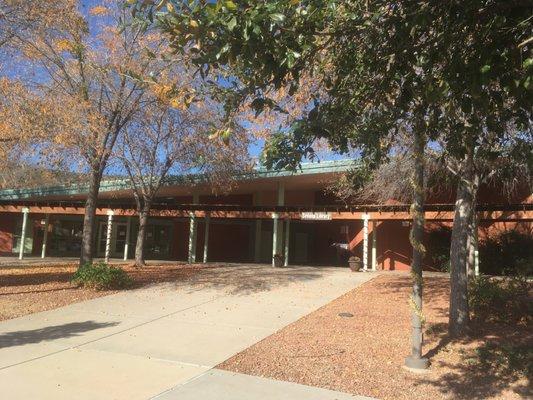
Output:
top-left (79, 169), bottom-right (102, 267)
top-left (449, 148), bottom-right (475, 337)
top-left (404, 129), bottom-right (429, 370)
top-left (135, 205), bottom-right (150, 267)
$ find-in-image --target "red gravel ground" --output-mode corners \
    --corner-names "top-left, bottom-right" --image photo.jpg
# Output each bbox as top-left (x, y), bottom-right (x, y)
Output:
top-left (219, 273), bottom-right (531, 400)
top-left (0, 262), bottom-right (210, 321)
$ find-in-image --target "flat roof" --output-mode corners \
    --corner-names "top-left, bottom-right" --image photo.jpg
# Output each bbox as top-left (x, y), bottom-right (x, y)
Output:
top-left (0, 159), bottom-right (357, 201)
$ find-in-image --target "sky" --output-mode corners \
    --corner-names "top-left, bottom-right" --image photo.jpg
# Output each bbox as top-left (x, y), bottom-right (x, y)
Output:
top-left (1, 0), bottom-right (345, 178)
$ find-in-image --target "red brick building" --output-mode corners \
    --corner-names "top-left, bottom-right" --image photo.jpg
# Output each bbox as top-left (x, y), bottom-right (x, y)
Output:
top-left (0, 160), bottom-right (531, 270)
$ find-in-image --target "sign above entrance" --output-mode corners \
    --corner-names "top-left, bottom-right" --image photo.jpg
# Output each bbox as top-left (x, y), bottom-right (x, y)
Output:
top-left (301, 212), bottom-right (332, 220)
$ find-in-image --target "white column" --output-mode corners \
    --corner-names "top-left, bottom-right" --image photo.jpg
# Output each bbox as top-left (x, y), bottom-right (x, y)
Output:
top-left (188, 212), bottom-right (198, 263)
top-left (41, 214), bottom-right (50, 259)
top-left (18, 207), bottom-right (29, 260)
top-left (124, 216), bottom-right (131, 261)
top-left (203, 214), bottom-right (210, 263)
top-left (276, 182), bottom-right (285, 256)
top-left (284, 219), bottom-right (290, 267)
top-left (474, 214), bottom-right (480, 276)
top-left (272, 212), bottom-right (279, 266)
top-left (105, 210), bottom-right (114, 263)
top-left (362, 213), bottom-right (369, 271)
top-left (188, 194), bottom-right (199, 263)
top-left (371, 220), bottom-right (377, 271)
top-left (474, 220), bottom-right (480, 276)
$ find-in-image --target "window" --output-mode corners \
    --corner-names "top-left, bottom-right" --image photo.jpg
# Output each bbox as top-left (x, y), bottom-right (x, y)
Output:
top-left (144, 224), bottom-right (172, 258)
top-left (49, 220), bottom-right (83, 256)
top-left (12, 218), bottom-right (33, 254)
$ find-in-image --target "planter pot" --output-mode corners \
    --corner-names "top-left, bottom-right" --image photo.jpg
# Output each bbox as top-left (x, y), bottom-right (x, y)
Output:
top-left (348, 256), bottom-right (362, 272)
top-left (273, 254), bottom-right (284, 268)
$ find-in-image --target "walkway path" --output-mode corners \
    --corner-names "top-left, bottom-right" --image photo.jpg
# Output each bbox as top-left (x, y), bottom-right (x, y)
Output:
top-left (0, 264), bottom-right (375, 399)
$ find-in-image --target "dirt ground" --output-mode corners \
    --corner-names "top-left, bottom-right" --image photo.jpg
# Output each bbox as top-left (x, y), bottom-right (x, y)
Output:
top-left (219, 273), bottom-right (531, 400)
top-left (0, 262), bottom-right (209, 321)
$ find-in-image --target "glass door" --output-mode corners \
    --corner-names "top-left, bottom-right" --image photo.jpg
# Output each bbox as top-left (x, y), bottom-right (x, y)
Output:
top-left (114, 223), bottom-right (128, 256)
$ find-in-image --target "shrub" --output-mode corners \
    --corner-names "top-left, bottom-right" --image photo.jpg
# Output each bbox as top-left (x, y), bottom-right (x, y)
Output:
top-left (468, 274), bottom-right (531, 325)
top-left (479, 231), bottom-right (533, 276)
top-left (72, 262), bottom-right (132, 290)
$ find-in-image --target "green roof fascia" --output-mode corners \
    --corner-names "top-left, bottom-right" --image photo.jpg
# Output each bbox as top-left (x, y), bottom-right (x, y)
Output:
top-left (0, 159), bottom-right (358, 200)
top-left (0, 178), bottom-right (132, 200)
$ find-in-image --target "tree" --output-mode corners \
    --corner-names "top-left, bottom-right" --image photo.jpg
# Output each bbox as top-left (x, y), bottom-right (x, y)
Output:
top-left (421, 2), bottom-right (532, 337)
top-left (2, 2), bottom-right (176, 266)
top-left (118, 104), bottom-right (188, 267)
top-left (0, 0), bottom-right (77, 51)
top-left (0, 1), bottom-right (80, 185)
top-left (131, 0), bottom-right (443, 369)
top-left (116, 85), bottom-right (250, 266)
top-left (0, 77), bottom-right (77, 187)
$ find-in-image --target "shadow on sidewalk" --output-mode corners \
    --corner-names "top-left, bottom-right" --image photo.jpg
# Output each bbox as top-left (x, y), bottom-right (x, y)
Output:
top-left (172, 265), bottom-right (328, 295)
top-left (0, 321), bottom-right (119, 348)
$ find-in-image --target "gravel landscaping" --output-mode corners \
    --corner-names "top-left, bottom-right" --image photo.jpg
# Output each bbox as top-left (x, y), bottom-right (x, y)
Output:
top-left (0, 262), bottom-right (210, 321)
top-left (219, 273), bottom-right (531, 400)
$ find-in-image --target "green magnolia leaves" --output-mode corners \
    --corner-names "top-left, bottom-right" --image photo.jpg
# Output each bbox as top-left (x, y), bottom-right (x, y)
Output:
top-left (224, 1), bottom-right (237, 10)
top-left (127, 0), bottom-right (532, 170)
top-left (269, 13), bottom-right (286, 23)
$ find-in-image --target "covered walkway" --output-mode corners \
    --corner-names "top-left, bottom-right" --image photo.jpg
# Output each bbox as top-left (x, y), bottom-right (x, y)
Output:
top-left (0, 158), bottom-right (531, 271)
top-left (1, 197), bottom-right (531, 272)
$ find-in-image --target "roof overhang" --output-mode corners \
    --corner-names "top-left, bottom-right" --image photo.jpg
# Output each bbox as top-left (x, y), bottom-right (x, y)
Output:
top-left (0, 159), bottom-right (357, 201)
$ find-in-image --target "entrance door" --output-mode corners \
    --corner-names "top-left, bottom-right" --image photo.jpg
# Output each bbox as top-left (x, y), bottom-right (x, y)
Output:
top-left (293, 232), bottom-right (308, 264)
top-left (114, 223), bottom-right (128, 255)
top-left (97, 221), bottom-right (127, 258)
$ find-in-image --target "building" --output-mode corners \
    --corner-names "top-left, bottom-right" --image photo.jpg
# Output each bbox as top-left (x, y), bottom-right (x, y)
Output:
top-left (0, 159), bottom-right (531, 270)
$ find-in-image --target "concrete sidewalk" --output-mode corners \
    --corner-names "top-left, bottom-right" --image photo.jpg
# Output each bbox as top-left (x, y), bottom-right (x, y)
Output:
top-left (0, 264), bottom-right (376, 399)
top-left (156, 369), bottom-right (373, 399)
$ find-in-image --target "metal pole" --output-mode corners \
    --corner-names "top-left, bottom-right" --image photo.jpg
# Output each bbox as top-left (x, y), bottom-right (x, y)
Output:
top-left (41, 214), bottom-right (50, 259)
top-left (19, 207), bottom-right (29, 260)
top-left (284, 219), bottom-right (290, 267)
top-left (371, 220), bottom-right (377, 271)
top-left (124, 216), bottom-right (131, 261)
top-left (362, 214), bottom-right (369, 271)
top-left (105, 211), bottom-right (113, 263)
top-left (276, 182), bottom-right (285, 257)
top-left (203, 214), bottom-right (210, 263)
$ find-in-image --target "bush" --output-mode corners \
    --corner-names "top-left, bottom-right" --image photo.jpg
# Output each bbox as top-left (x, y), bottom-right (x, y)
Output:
top-left (72, 262), bottom-right (132, 290)
top-left (479, 231), bottom-right (533, 276)
top-left (468, 274), bottom-right (531, 325)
